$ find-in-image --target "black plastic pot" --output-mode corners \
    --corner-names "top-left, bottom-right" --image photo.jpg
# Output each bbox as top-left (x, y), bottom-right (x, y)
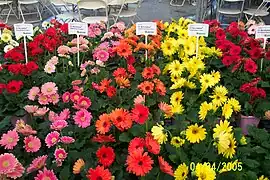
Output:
top-left (258, 120), bottom-right (270, 132)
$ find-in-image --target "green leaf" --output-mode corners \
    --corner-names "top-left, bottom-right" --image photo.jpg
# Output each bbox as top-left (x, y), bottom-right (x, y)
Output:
top-left (244, 171), bottom-right (257, 180)
top-left (168, 155), bottom-right (177, 163)
top-left (243, 159), bottom-right (260, 168)
top-left (252, 146), bottom-right (267, 154)
top-left (59, 165), bottom-right (70, 180)
top-left (119, 132), bottom-right (131, 142)
top-left (0, 116), bottom-right (11, 129)
top-left (130, 125), bottom-right (144, 137)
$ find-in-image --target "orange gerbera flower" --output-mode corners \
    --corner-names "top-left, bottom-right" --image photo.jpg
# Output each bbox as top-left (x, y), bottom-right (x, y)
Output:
top-left (113, 68), bottom-right (128, 78)
top-left (155, 81), bottom-right (166, 96)
top-left (92, 134), bottom-right (116, 143)
top-left (124, 38), bottom-right (138, 47)
top-left (158, 156), bottom-right (174, 176)
top-left (99, 79), bottom-right (112, 93)
top-left (115, 77), bottom-right (130, 88)
top-left (110, 108), bottom-right (132, 131)
top-left (137, 81), bottom-right (154, 95)
top-left (158, 102), bottom-right (173, 117)
top-left (134, 42), bottom-right (146, 52)
top-left (145, 132), bottom-right (160, 155)
top-left (115, 41), bottom-right (132, 58)
top-left (73, 159), bottom-right (85, 174)
top-left (151, 64), bottom-right (161, 75)
top-left (95, 113), bottom-right (111, 134)
top-left (142, 67), bottom-right (154, 79)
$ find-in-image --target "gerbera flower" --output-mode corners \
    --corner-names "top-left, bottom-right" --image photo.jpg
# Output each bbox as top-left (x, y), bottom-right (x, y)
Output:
top-left (34, 168), bottom-right (58, 180)
top-left (171, 136), bottom-right (185, 148)
top-left (244, 59), bottom-right (257, 74)
top-left (174, 163), bottom-right (189, 180)
top-left (96, 113), bottom-right (111, 134)
top-left (134, 95), bottom-right (145, 105)
top-left (77, 96), bottom-right (92, 109)
top-left (185, 124), bottom-right (207, 143)
top-left (223, 134), bottom-right (236, 159)
top-left (24, 135), bottom-right (41, 152)
top-left (213, 120), bottom-right (232, 138)
top-left (38, 94), bottom-right (49, 105)
top-left (200, 73), bottom-right (215, 94)
top-left (161, 38), bottom-right (178, 56)
top-left (45, 131), bottom-right (60, 148)
top-left (27, 155), bottom-right (48, 173)
top-left (115, 77), bottom-right (130, 88)
top-left (145, 132), bottom-right (160, 155)
top-left (54, 148), bottom-right (67, 162)
top-left (199, 101), bottom-right (212, 120)
top-left (73, 159), bottom-right (85, 174)
top-left (60, 136), bottom-right (75, 144)
top-left (6, 162), bottom-right (24, 179)
top-left (110, 108), bottom-right (132, 131)
top-left (106, 86), bottom-right (117, 98)
top-left (151, 124), bottom-right (168, 144)
top-left (28, 87), bottom-right (40, 101)
top-left (24, 105), bottom-right (39, 114)
top-left (41, 82), bottom-right (58, 96)
top-left (155, 80), bottom-right (166, 96)
top-left (96, 145), bottom-right (115, 167)
top-left (126, 149), bottom-right (154, 176)
top-left (112, 67), bottom-right (127, 78)
top-left (142, 67), bottom-right (155, 79)
top-left (131, 104), bottom-right (149, 125)
top-left (195, 163), bottom-right (216, 180)
top-left (168, 60), bottom-right (184, 77)
top-left (151, 64), bottom-right (161, 75)
top-left (87, 166), bottom-right (112, 180)
top-left (158, 156), bottom-right (174, 176)
top-left (50, 120), bottom-right (68, 131)
top-left (128, 137), bottom-right (145, 154)
top-left (62, 92), bottom-right (70, 103)
top-left (0, 153), bottom-right (18, 174)
top-left (0, 130), bottom-right (19, 150)
top-left (70, 91), bottom-right (81, 102)
top-left (99, 79), bottom-right (112, 93)
top-left (210, 85), bottom-right (228, 107)
top-left (258, 175), bottom-right (269, 180)
top-left (115, 41), bottom-right (132, 57)
top-left (137, 81), bottom-right (154, 95)
top-left (73, 109), bottom-right (92, 128)
top-left (170, 91), bottom-right (184, 106)
top-left (92, 134), bottom-right (116, 143)
top-left (15, 119), bottom-right (37, 136)
top-left (227, 98), bottom-right (241, 112)
top-left (222, 103), bottom-right (233, 120)
top-left (158, 102), bottom-right (173, 117)
top-left (214, 131), bottom-right (230, 154)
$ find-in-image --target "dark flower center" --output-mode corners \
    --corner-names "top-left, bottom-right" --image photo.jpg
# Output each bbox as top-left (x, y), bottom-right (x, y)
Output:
top-left (138, 161), bottom-right (143, 166)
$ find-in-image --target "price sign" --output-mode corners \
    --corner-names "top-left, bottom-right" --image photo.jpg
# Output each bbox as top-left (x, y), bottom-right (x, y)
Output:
top-left (255, 25), bottom-right (270, 39)
top-left (136, 22), bottom-right (157, 35)
top-left (68, 22), bottom-right (88, 36)
top-left (14, 23), bottom-right (33, 37)
top-left (188, 24), bottom-right (209, 37)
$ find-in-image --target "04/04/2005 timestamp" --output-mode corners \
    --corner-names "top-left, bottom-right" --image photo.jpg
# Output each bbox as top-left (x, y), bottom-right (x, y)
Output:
top-left (189, 162), bottom-right (243, 172)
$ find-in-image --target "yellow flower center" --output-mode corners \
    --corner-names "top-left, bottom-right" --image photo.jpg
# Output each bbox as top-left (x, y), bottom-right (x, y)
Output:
top-left (44, 176), bottom-right (50, 180)
top-left (28, 142), bottom-right (33, 148)
top-left (81, 100), bottom-right (86, 105)
top-left (200, 173), bottom-right (206, 179)
top-left (8, 137), bottom-right (14, 143)
top-left (80, 117), bottom-right (85, 121)
top-left (74, 95), bottom-right (79, 100)
top-left (58, 153), bottom-right (63, 158)
top-left (51, 137), bottom-right (57, 143)
top-left (2, 161), bottom-right (9, 168)
top-left (47, 88), bottom-right (53, 92)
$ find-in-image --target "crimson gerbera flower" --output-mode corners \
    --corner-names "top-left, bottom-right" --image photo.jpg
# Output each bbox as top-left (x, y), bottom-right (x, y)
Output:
top-left (92, 134), bottom-right (116, 143)
top-left (248, 48), bottom-right (262, 60)
top-left (244, 59), bottom-right (257, 74)
top-left (229, 45), bottom-right (241, 56)
top-left (131, 104), bottom-right (149, 125)
top-left (87, 166), bottom-right (112, 180)
top-left (158, 156), bottom-right (174, 176)
top-left (128, 137), bottom-right (145, 154)
top-left (96, 145), bottom-right (115, 167)
top-left (126, 149), bottom-right (154, 176)
top-left (6, 80), bottom-right (23, 94)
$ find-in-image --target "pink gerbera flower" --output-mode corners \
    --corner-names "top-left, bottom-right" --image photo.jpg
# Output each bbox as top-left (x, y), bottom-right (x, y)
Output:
top-left (73, 109), bottom-right (92, 128)
top-left (59, 109), bottom-right (70, 120)
top-left (134, 95), bottom-right (145, 105)
top-left (50, 120), bottom-right (68, 131)
top-left (33, 107), bottom-right (49, 117)
top-left (15, 119), bottom-right (37, 136)
top-left (95, 49), bottom-right (109, 62)
top-left (38, 94), bottom-right (50, 105)
top-left (0, 153), bottom-right (18, 174)
top-left (62, 92), bottom-right (70, 103)
top-left (6, 162), bottom-right (24, 179)
top-left (0, 130), bottom-right (19, 150)
top-left (54, 148), bottom-right (68, 162)
top-left (28, 87), bottom-right (40, 101)
top-left (24, 105), bottom-right (39, 114)
top-left (48, 111), bottom-right (57, 122)
top-left (77, 96), bottom-right (91, 109)
top-left (24, 135), bottom-right (41, 153)
top-left (27, 155), bottom-right (48, 173)
top-left (60, 136), bottom-right (75, 144)
top-left (34, 168), bottom-right (58, 180)
top-left (45, 131), bottom-right (60, 148)
top-left (70, 91), bottom-right (81, 102)
top-left (41, 82), bottom-right (58, 96)
top-left (49, 93), bottom-right (59, 105)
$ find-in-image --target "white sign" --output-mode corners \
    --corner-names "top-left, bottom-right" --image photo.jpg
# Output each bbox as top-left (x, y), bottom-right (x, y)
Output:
top-left (136, 22), bottom-right (157, 35)
top-left (14, 24), bottom-right (33, 37)
top-left (255, 25), bottom-right (270, 39)
top-left (188, 24), bottom-right (209, 37)
top-left (68, 22), bottom-right (88, 36)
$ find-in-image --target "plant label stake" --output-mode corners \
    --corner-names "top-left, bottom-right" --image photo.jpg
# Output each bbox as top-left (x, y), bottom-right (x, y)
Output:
top-left (14, 23), bottom-right (33, 63)
top-left (68, 22), bottom-right (88, 67)
top-left (255, 25), bottom-right (270, 71)
top-left (136, 22), bottom-right (157, 62)
top-left (188, 24), bottom-right (209, 58)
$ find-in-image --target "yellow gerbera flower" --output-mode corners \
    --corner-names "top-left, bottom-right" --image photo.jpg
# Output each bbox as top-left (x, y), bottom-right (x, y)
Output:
top-left (1, 33), bottom-right (12, 43)
top-left (161, 38), bottom-right (178, 56)
top-left (151, 124), bottom-right (168, 144)
top-left (210, 85), bottom-right (228, 107)
top-left (213, 120), bottom-right (232, 138)
top-left (170, 74), bottom-right (181, 83)
top-left (222, 103), bottom-right (233, 120)
top-left (171, 104), bottom-right (184, 114)
top-left (199, 73), bottom-right (215, 94)
top-left (174, 163), bottom-right (189, 180)
top-left (168, 60), bottom-right (184, 77)
top-left (184, 80), bottom-right (196, 89)
top-left (227, 98), bottom-right (241, 112)
top-left (222, 134), bottom-right (236, 159)
top-left (171, 136), bottom-right (185, 148)
top-left (186, 124), bottom-right (207, 143)
top-left (199, 101), bottom-right (212, 120)
top-left (240, 136), bottom-right (247, 145)
top-left (170, 91), bottom-right (184, 106)
top-left (195, 163), bottom-right (216, 180)
top-left (184, 39), bottom-right (196, 56)
top-left (258, 175), bottom-right (269, 180)
top-left (213, 131), bottom-right (231, 154)
top-left (211, 71), bottom-right (221, 85)
top-left (170, 78), bottom-right (186, 90)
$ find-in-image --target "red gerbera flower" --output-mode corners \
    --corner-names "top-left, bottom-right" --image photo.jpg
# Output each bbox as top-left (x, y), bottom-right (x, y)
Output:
top-left (87, 166), bottom-right (112, 180)
top-left (92, 134), bottom-right (116, 143)
top-left (215, 28), bottom-right (226, 40)
top-left (110, 108), bottom-right (133, 131)
top-left (99, 79), bottom-right (112, 93)
top-left (126, 149), bottom-right (154, 176)
top-left (145, 133), bottom-right (160, 155)
top-left (244, 59), bottom-right (257, 74)
top-left (265, 50), bottom-right (270, 60)
top-left (222, 56), bottom-right (234, 67)
top-left (131, 104), bottom-right (149, 125)
top-left (158, 156), bottom-right (174, 176)
top-left (106, 86), bottom-right (117, 98)
top-left (7, 64), bottom-right (22, 75)
top-left (113, 68), bottom-right (128, 78)
top-left (229, 45), bottom-right (241, 56)
top-left (6, 80), bottom-right (23, 94)
top-left (248, 48), bottom-right (262, 60)
top-left (96, 145), bottom-right (115, 167)
top-left (128, 137), bottom-right (145, 154)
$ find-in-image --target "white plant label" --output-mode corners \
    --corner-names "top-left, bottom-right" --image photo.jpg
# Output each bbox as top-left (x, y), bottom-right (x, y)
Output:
top-left (14, 23), bottom-right (33, 37)
top-left (255, 26), bottom-right (270, 39)
top-left (136, 22), bottom-right (157, 36)
top-left (68, 22), bottom-right (88, 36)
top-left (188, 24), bottom-right (209, 37)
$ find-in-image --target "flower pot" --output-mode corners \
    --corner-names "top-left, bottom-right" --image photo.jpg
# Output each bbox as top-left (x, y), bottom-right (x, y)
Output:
top-left (240, 115), bottom-right (260, 135)
top-left (258, 120), bottom-right (270, 132)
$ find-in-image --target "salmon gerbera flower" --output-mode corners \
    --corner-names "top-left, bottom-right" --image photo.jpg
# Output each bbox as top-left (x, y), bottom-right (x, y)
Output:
top-left (158, 156), bottom-right (174, 176)
top-left (110, 108), bottom-right (132, 131)
top-left (142, 67), bottom-right (155, 79)
top-left (137, 81), bottom-right (154, 95)
top-left (115, 41), bottom-right (132, 58)
top-left (95, 113), bottom-right (112, 134)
